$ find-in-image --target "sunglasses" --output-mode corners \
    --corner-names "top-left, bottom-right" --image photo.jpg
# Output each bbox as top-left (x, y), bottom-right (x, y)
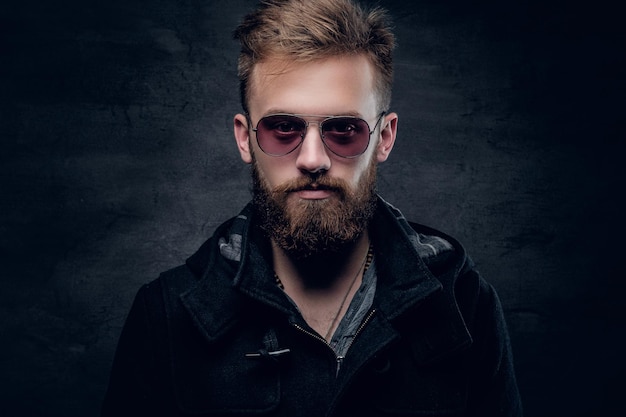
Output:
top-left (250, 112), bottom-right (386, 158)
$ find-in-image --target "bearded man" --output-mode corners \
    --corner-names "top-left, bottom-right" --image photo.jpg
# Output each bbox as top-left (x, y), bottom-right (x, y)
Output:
top-left (102, 1), bottom-right (522, 416)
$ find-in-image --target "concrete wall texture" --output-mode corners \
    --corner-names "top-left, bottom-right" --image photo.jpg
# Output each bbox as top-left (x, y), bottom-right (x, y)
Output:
top-left (1, 0), bottom-right (624, 415)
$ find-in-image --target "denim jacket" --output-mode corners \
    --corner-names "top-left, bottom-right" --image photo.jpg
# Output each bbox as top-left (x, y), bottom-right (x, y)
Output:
top-left (102, 197), bottom-right (522, 416)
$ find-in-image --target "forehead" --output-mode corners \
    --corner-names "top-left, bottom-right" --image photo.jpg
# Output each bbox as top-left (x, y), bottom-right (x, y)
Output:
top-left (248, 54), bottom-right (379, 118)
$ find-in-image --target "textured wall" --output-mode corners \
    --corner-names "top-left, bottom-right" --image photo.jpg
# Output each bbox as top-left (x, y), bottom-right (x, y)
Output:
top-left (1, 0), bottom-right (624, 416)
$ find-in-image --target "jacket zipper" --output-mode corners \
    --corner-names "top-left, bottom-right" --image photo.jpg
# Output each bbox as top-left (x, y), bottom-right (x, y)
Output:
top-left (292, 308), bottom-right (377, 375)
top-left (337, 309), bottom-right (377, 373)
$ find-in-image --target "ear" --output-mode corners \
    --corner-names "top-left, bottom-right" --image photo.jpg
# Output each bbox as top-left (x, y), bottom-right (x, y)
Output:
top-left (234, 113), bottom-right (253, 164)
top-left (375, 112), bottom-right (398, 163)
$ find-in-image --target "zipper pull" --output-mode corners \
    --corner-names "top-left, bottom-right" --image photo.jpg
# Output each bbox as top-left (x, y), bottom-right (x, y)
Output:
top-left (336, 355), bottom-right (345, 375)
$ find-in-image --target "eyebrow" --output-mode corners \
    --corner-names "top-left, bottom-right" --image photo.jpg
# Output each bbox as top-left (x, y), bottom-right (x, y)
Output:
top-left (262, 109), bottom-right (363, 118)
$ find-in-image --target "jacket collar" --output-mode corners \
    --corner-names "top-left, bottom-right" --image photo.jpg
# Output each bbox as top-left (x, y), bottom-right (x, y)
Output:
top-left (370, 198), bottom-right (443, 318)
top-left (180, 204), bottom-right (292, 342)
top-left (180, 198), bottom-right (472, 360)
top-left (371, 199), bottom-right (474, 364)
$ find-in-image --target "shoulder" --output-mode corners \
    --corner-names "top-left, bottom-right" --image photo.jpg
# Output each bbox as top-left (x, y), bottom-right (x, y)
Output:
top-left (128, 265), bottom-right (196, 325)
top-left (402, 221), bottom-right (507, 343)
top-left (373, 198), bottom-right (488, 316)
top-left (382, 199), bottom-right (490, 313)
top-left (131, 208), bottom-right (248, 316)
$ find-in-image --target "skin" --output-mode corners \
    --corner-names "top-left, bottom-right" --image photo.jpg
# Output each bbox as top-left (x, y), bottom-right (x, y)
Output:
top-left (233, 54), bottom-right (398, 339)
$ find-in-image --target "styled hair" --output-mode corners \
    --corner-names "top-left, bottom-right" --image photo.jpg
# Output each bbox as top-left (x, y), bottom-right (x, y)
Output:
top-left (233, 0), bottom-right (395, 113)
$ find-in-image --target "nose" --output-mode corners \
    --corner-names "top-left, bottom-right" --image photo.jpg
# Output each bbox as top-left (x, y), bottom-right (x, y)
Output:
top-left (295, 122), bottom-right (331, 173)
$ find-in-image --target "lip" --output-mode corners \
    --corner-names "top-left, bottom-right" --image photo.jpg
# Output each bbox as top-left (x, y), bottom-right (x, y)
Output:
top-left (294, 189), bottom-right (333, 200)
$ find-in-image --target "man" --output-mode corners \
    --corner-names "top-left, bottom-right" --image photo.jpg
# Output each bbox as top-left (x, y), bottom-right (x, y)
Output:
top-left (102, 0), bottom-right (522, 416)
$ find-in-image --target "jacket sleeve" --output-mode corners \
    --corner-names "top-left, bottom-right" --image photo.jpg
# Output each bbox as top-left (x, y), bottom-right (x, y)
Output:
top-left (101, 282), bottom-right (168, 417)
top-left (465, 272), bottom-right (523, 417)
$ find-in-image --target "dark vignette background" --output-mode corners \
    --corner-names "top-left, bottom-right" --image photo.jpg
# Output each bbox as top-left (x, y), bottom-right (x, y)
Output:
top-left (1, 0), bottom-right (624, 416)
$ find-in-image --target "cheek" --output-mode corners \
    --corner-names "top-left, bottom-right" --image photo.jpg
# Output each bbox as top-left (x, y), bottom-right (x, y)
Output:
top-left (348, 153), bottom-right (377, 185)
top-left (254, 155), bottom-right (293, 189)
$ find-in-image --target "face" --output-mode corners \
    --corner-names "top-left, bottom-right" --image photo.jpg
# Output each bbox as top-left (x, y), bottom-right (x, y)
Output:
top-left (234, 54), bottom-right (398, 258)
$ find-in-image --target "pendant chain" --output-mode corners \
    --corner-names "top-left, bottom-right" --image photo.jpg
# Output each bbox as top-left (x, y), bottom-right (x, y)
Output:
top-left (274, 244), bottom-right (374, 340)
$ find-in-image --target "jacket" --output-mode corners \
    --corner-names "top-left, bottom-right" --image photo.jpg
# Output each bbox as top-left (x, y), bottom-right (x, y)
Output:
top-left (102, 197), bottom-right (522, 416)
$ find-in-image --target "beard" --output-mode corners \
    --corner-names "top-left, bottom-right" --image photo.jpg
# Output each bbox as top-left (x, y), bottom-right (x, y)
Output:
top-left (252, 156), bottom-right (378, 261)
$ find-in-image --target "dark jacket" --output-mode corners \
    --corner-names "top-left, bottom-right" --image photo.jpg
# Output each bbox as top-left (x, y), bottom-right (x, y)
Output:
top-left (102, 198), bottom-right (522, 416)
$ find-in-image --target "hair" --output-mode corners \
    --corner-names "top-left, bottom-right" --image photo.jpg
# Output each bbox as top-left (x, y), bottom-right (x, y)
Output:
top-left (233, 0), bottom-right (396, 113)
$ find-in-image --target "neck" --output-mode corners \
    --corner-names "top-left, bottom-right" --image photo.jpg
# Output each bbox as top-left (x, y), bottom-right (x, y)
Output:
top-left (271, 232), bottom-right (371, 340)
top-left (271, 232), bottom-right (370, 291)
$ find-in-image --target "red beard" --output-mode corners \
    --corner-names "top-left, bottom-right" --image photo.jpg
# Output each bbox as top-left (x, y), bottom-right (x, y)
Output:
top-left (252, 156), bottom-right (378, 260)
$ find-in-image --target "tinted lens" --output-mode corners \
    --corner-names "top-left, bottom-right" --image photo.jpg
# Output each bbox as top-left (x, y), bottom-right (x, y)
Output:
top-left (256, 115), bottom-right (306, 156)
top-left (254, 114), bottom-right (373, 157)
top-left (321, 117), bottom-right (370, 157)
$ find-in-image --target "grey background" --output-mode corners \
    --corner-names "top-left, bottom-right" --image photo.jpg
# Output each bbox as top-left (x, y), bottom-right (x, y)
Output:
top-left (1, 0), bottom-right (624, 416)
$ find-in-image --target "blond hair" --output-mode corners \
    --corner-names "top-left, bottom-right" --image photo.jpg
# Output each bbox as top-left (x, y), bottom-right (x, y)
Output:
top-left (233, 0), bottom-right (395, 113)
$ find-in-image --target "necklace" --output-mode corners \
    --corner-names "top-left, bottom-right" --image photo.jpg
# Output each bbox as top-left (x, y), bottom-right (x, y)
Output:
top-left (274, 244), bottom-right (374, 341)
top-left (323, 248), bottom-right (370, 340)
